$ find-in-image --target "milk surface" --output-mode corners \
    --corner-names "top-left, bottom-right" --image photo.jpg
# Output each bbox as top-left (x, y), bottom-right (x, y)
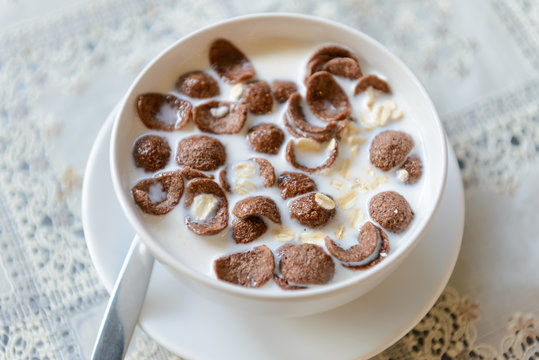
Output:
top-left (127, 38), bottom-right (426, 293)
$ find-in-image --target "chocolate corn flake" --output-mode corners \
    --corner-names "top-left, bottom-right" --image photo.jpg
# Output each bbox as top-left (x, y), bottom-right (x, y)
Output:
top-left (180, 167), bottom-right (214, 180)
top-left (214, 245), bottom-right (274, 288)
top-left (175, 70), bottom-right (220, 99)
top-left (209, 38), bottom-right (256, 84)
top-left (289, 192), bottom-right (336, 228)
top-left (287, 92), bottom-right (339, 134)
top-left (176, 135), bottom-right (226, 171)
top-left (232, 196), bottom-right (281, 224)
top-left (369, 130), bottom-right (414, 171)
top-left (343, 223), bottom-right (390, 270)
top-left (279, 243), bottom-right (335, 285)
top-left (322, 57), bottom-right (362, 80)
top-left (272, 80), bottom-right (298, 103)
top-left (131, 170), bottom-right (184, 216)
top-left (354, 74), bottom-right (391, 95)
top-left (250, 157), bottom-right (276, 188)
top-left (369, 191), bottom-right (414, 233)
top-left (285, 138), bottom-right (339, 173)
top-left (401, 155), bottom-right (423, 185)
top-left (132, 135), bottom-right (171, 173)
top-left (306, 71), bottom-right (351, 122)
top-left (137, 93), bottom-right (192, 131)
top-left (277, 171), bottom-right (317, 200)
top-left (247, 123), bottom-right (285, 155)
top-left (242, 80), bottom-right (273, 114)
top-left (325, 221), bottom-right (386, 268)
top-left (232, 216), bottom-right (267, 244)
top-left (305, 45), bottom-right (360, 82)
top-left (283, 114), bottom-right (336, 143)
top-left (218, 168), bottom-right (231, 193)
top-left (194, 101), bottom-right (248, 134)
top-left (184, 179), bottom-right (229, 236)
top-left (273, 274), bottom-right (307, 290)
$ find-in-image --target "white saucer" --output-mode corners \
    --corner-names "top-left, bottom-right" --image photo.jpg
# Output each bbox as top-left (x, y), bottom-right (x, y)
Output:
top-left (82, 110), bottom-right (464, 360)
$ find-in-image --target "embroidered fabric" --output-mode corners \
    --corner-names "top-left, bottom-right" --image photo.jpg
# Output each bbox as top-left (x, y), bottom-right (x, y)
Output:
top-left (0, 0), bottom-right (537, 358)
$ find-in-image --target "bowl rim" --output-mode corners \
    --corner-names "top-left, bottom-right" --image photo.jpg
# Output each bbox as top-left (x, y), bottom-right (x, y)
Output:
top-left (110, 12), bottom-right (448, 301)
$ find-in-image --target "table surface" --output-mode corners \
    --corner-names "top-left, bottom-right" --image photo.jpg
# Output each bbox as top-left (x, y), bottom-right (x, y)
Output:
top-left (0, 0), bottom-right (538, 359)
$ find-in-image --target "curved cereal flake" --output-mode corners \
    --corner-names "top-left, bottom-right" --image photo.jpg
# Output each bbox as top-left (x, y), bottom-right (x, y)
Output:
top-left (232, 196), bottom-right (281, 224)
top-left (131, 170), bottom-right (184, 216)
top-left (354, 74), bottom-right (391, 95)
top-left (180, 167), bottom-right (214, 180)
top-left (305, 45), bottom-right (361, 82)
top-left (209, 38), bottom-right (255, 84)
top-left (277, 171), bottom-right (317, 200)
top-left (242, 80), bottom-right (273, 114)
top-left (325, 221), bottom-right (387, 269)
top-left (289, 193), bottom-right (336, 228)
top-left (369, 130), bottom-right (413, 171)
top-left (194, 101), bottom-right (248, 134)
top-left (273, 275), bottom-right (307, 290)
top-left (401, 155), bottom-right (423, 185)
top-left (218, 168), bottom-right (231, 193)
top-left (183, 179), bottom-right (228, 236)
top-left (175, 70), bottom-right (220, 99)
top-left (137, 93), bottom-right (192, 131)
top-left (285, 139), bottom-right (339, 173)
top-left (283, 114), bottom-right (335, 143)
top-left (231, 216), bottom-right (267, 244)
top-left (132, 135), bottom-right (171, 173)
top-left (369, 191), bottom-right (414, 234)
top-left (250, 157), bottom-right (276, 188)
top-left (321, 57), bottom-right (363, 79)
top-left (278, 243), bottom-right (335, 285)
top-left (287, 93), bottom-right (338, 134)
top-left (214, 245), bottom-right (274, 287)
top-left (272, 80), bottom-right (298, 103)
top-left (306, 71), bottom-right (351, 122)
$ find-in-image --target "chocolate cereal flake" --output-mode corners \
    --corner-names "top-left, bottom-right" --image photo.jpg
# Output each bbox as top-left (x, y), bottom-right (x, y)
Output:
top-left (272, 80), bottom-right (298, 103)
top-left (137, 93), bottom-right (192, 131)
top-left (322, 57), bottom-right (362, 80)
top-left (176, 135), bottom-right (226, 171)
top-left (401, 155), bottom-right (423, 184)
top-left (184, 179), bottom-right (228, 236)
top-left (354, 74), bottom-right (391, 95)
top-left (287, 93), bottom-right (338, 134)
top-left (305, 45), bottom-right (360, 82)
top-left (325, 221), bottom-right (389, 269)
top-left (343, 223), bottom-right (390, 270)
top-left (369, 191), bottom-right (414, 233)
top-left (175, 71), bottom-right (220, 99)
top-left (306, 71), bottom-right (351, 122)
top-left (194, 101), bottom-right (247, 134)
top-left (131, 170), bottom-right (184, 215)
top-left (250, 157), bottom-right (276, 188)
top-left (232, 196), bottom-right (281, 224)
top-left (214, 245), bottom-right (274, 288)
top-left (180, 167), bottom-right (214, 180)
top-left (285, 138), bottom-right (339, 173)
top-left (242, 80), bottom-right (273, 114)
top-left (247, 123), bottom-right (285, 155)
top-left (218, 168), bottom-right (231, 193)
top-left (369, 130), bottom-right (414, 171)
top-left (289, 192), bottom-right (336, 228)
top-left (273, 275), bottom-right (307, 290)
top-left (283, 114), bottom-right (336, 143)
top-left (132, 135), bottom-right (171, 173)
top-left (277, 172), bottom-right (317, 200)
top-left (279, 243), bottom-right (335, 285)
top-left (209, 38), bottom-right (255, 84)
top-left (232, 216), bottom-right (267, 244)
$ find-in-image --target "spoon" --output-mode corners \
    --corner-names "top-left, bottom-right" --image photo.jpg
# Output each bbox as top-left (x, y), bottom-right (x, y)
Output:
top-left (91, 235), bottom-right (154, 359)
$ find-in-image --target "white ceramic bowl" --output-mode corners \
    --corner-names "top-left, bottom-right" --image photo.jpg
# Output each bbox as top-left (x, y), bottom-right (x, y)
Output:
top-left (110, 13), bottom-right (447, 317)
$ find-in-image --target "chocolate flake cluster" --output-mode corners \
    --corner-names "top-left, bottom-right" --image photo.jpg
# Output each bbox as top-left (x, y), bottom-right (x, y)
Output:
top-left (129, 38), bottom-right (424, 291)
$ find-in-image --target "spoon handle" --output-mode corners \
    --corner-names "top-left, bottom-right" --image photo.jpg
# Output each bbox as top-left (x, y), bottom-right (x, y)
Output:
top-left (91, 235), bottom-right (155, 359)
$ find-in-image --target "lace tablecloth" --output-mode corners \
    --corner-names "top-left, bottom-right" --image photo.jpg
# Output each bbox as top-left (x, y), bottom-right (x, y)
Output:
top-left (1, 0), bottom-right (538, 358)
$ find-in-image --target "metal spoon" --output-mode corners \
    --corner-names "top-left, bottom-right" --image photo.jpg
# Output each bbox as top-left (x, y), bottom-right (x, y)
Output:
top-left (91, 235), bottom-right (154, 359)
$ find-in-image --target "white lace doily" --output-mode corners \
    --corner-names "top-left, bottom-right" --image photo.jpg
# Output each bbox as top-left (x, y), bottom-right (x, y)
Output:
top-left (0, 0), bottom-right (538, 358)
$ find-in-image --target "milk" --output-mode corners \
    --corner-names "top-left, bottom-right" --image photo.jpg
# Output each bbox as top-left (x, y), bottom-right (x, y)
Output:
top-left (127, 39), bottom-right (426, 293)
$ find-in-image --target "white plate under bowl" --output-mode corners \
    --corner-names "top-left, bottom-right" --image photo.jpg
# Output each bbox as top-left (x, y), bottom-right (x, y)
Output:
top-left (82, 110), bottom-right (464, 360)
